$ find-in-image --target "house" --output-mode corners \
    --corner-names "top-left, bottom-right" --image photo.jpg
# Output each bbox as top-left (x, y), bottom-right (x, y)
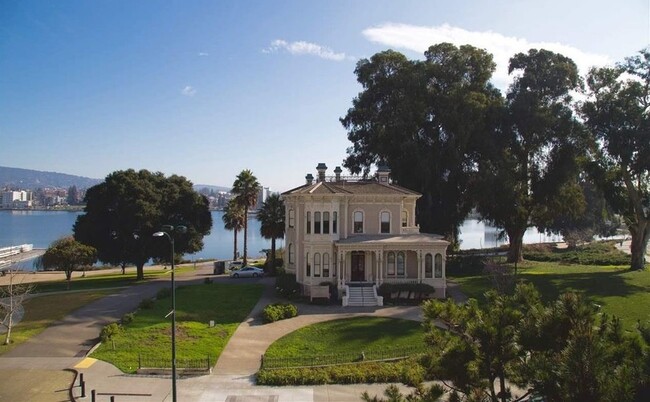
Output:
top-left (281, 163), bottom-right (449, 306)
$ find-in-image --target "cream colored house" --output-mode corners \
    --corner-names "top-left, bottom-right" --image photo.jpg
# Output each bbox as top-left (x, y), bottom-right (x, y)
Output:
top-left (281, 163), bottom-right (449, 306)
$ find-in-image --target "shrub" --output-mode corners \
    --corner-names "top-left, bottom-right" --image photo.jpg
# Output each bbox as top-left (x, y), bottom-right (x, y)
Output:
top-left (523, 241), bottom-right (629, 266)
top-left (121, 312), bottom-right (135, 325)
top-left (100, 323), bottom-right (121, 342)
top-left (139, 298), bottom-right (155, 309)
top-left (275, 273), bottom-right (301, 299)
top-left (446, 254), bottom-right (486, 276)
top-left (156, 287), bottom-right (171, 299)
top-left (262, 303), bottom-right (298, 323)
top-left (378, 283), bottom-right (434, 302)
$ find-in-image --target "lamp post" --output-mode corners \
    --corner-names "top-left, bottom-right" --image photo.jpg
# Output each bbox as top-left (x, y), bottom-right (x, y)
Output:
top-left (153, 224), bottom-right (186, 402)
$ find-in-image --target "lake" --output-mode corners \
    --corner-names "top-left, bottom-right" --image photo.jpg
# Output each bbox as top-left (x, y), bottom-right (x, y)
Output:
top-left (0, 210), bottom-right (562, 269)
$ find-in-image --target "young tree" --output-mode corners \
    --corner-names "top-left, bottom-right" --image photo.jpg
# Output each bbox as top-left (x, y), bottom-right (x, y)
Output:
top-left (73, 169), bottom-right (212, 280)
top-left (222, 198), bottom-right (245, 261)
top-left (231, 169), bottom-right (260, 265)
top-left (38, 237), bottom-right (97, 288)
top-left (0, 265), bottom-right (34, 345)
top-left (256, 193), bottom-right (285, 274)
top-left (341, 43), bottom-right (501, 242)
top-left (475, 49), bottom-right (585, 262)
top-left (582, 49), bottom-right (650, 270)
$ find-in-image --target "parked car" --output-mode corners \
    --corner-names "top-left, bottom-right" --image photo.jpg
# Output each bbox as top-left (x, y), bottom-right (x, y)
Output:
top-left (229, 266), bottom-right (264, 278)
top-left (228, 260), bottom-right (244, 270)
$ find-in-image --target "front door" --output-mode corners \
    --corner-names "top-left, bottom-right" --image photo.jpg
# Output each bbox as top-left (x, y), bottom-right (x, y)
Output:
top-left (350, 251), bottom-right (365, 282)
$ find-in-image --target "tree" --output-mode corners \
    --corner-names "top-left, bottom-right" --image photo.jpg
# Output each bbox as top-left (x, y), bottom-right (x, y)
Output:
top-left (256, 193), bottom-right (285, 274)
top-left (67, 185), bottom-right (80, 205)
top-left (0, 265), bottom-right (34, 345)
top-left (341, 43), bottom-right (501, 242)
top-left (475, 49), bottom-right (585, 262)
top-left (222, 198), bottom-right (245, 261)
top-left (582, 49), bottom-right (650, 270)
top-left (38, 237), bottom-right (97, 288)
top-left (73, 169), bottom-right (212, 280)
top-left (231, 169), bottom-right (260, 265)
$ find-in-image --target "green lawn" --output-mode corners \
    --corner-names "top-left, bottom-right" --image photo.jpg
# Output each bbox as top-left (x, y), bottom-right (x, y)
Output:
top-left (91, 283), bottom-right (264, 373)
top-left (0, 290), bottom-right (114, 355)
top-left (264, 317), bottom-right (424, 360)
top-left (451, 261), bottom-right (650, 329)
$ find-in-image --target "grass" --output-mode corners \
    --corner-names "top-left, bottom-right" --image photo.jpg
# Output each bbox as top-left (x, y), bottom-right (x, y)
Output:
top-left (264, 317), bottom-right (425, 360)
top-left (91, 283), bottom-right (264, 373)
top-left (0, 290), bottom-right (114, 355)
top-left (451, 260), bottom-right (650, 329)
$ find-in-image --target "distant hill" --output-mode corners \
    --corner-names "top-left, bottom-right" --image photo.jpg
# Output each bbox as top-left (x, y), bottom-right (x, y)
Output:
top-left (0, 166), bottom-right (102, 190)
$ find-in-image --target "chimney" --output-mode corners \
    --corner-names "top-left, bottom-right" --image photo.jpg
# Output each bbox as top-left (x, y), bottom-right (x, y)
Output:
top-left (316, 163), bottom-right (327, 182)
top-left (376, 163), bottom-right (391, 183)
top-left (334, 166), bottom-right (342, 182)
top-left (305, 173), bottom-right (314, 185)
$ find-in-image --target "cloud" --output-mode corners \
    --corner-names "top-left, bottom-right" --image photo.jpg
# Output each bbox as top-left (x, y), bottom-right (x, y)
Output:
top-left (198, 52), bottom-right (209, 57)
top-left (263, 39), bottom-right (347, 61)
top-left (181, 86), bottom-right (197, 97)
top-left (362, 23), bottom-right (612, 91)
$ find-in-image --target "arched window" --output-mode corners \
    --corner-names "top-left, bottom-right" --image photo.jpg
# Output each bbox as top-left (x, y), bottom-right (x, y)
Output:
top-left (306, 212), bottom-right (311, 234)
top-left (323, 212), bottom-right (330, 234)
top-left (288, 209), bottom-right (295, 228)
top-left (288, 243), bottom-right (294, 264)
top-left (333, 212), bottom-right (338, 234)
top-left (380, 211), bottom-right (390, 233)
top-left (314, 212), bottom-right (321, 234)
top-left (354, 211), bottom-right (364, 233)
top-left (397, 252), bottom-right (405, 275)
top-left (387, 252), bottom-right (396, 275)
top-left (401, 210), bottom-right (408, 228)
top-left (425, 253), bottom-right (433, 278)
top-left (306, 252), bottom-right (311, 276)
top-left (314, 253), bottom-right (321, 277)
top-left (323, 253), bottom-right (330, 277)
top-left (434, 254), bottom-right (443, 278)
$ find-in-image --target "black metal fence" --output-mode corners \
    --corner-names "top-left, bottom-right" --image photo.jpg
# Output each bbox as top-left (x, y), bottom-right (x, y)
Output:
top-left (137, 354), bottom-right (213, 371)
top-left (260, 345), bottom-right (426, 369)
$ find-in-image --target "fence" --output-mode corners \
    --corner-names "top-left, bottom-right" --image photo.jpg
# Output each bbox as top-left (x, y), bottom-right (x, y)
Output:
top-left (260, 345), bottom-right (426, 370)
top-left (137, 354), bottom-right (213, 374)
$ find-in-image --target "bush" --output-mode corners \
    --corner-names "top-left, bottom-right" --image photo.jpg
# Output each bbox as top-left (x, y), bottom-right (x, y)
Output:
top-left (262, 303), bottom-right (298, 323)
top-left (139, 298), bottom-right (155, 309)
top-left (156, 287), bottom-right (171, 299)
top-left (275, 273), bottom-right (301, 299)
top-left (523, 241), bottom-right (629, 265)
top-left (378, 283), bottom-right (435, 302)
top-left (446, 254), bottom-right (486, 276)
top-left (121, 312), bottom-right (135, 325)
top-left (100, 323), bottom-right (121, 342)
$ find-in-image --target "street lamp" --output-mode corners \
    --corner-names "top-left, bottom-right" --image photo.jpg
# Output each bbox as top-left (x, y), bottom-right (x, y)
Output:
top-left (153, 224), bottom-right (186, 402)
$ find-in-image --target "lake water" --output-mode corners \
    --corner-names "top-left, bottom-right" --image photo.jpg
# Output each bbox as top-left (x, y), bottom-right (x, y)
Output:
top-left (0, 210), bottom-right (562, 269)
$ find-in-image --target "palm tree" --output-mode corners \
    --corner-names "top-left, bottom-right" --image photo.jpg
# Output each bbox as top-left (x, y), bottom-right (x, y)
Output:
top-left (256, 193), bottom-right (285, 274)
top-left (231, 169), bottom-right (261, 265)
top-left (222, 198), bottom-right (245, 261)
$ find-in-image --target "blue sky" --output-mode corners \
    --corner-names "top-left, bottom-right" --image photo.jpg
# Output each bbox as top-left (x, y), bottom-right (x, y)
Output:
top-left (1, 1), bottom-right (648, 192)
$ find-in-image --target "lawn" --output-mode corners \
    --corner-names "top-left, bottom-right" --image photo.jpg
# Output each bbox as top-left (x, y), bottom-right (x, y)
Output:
top-left (0, 290), bottom-right (114, 355)
top-left (451, 261), bottom-right (650, 329)
top-left (91, 283), bottom-right (264, 373)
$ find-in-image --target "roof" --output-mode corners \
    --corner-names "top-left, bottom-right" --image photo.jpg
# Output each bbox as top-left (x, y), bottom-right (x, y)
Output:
top-left (282, 180), bottom-right (420, 197)
top-left (336, 233), bottom-right (449, 246)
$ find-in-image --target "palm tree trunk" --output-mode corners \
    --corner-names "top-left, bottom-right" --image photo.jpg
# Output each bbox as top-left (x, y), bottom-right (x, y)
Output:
top-left (243, 206), bottom-right (249, 265)
top-left (233, 230), bottom-right (238, 261)
top-left (270, 237), bottom-right (276, 275)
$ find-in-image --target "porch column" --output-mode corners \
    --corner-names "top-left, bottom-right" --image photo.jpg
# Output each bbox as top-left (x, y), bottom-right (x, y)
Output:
top-left (378, 249), bottom-right (383, 285)
top-left (417, 249), bottom-right (422, 283)
top-left (340, 250), bottom-right (346, 285)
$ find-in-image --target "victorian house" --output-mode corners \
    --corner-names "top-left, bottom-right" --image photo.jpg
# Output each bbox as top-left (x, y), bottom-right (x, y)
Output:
top-left (281, 163), bottom-right (448, 306)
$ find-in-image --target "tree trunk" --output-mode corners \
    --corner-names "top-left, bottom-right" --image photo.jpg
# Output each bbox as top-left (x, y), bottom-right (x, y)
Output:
top-left (270, 237), bottom-right (276, 275)
top-left (121, 262), bottom-right (126, 275)
top-left (233, 230), bottom-right (238, 261)
top-left (506, 227), bottom-right (525, 263)
top-left (243, 206), bottom-right (249, 265)
top-left (629, 220), bottom-right (649, 270)
top-left (136, 262), bottom-right (145, 280)
top-left (3, 296), bottom-right (13, 345)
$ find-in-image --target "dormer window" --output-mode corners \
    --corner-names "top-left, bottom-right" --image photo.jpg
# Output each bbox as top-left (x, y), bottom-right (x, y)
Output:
top-left (353, 211), bottom-right (364, 233)
top-left (401, 210), bottom-right (408, 227)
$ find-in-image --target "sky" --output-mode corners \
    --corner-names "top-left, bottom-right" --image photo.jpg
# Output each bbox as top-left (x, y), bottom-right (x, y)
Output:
top-left (1, 0), bottom-right (648, 193)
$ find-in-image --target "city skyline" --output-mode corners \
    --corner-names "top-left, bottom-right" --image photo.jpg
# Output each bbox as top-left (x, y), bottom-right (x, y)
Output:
top-left (1, 0), bottom-right (648, 192)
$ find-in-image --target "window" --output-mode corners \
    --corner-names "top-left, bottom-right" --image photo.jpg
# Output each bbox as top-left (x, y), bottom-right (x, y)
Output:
top-left (314, 253), bottom-right (321, 277)
top-left (402, 210), bottom-right (408, 228)
top-left (307, 212), bottom-right (311, 234)
top-left (323, 253), bottom-right (330, 277)
top-left (289, 209), bottom-right (295, 228)
top-left (288, 243), bottom-right (294, 264)
top-left (354, 211), bottom-right (364, 233)
top-left (387, 252), bottom-right (396, 275)
top-left (397, 252), bottom-right (405, 275)
top-left (381, 211), bottom-right (390, 233)
top-left (434, 254), bottom-right (443, 278)
top-left (333, 212), bottom-right (338, 234)
top-left (314, 212), bottom-right (321, 234)
top-left (323, 212), bottom-right (330, 234)
top-left (425, 253), bottom-right (433, 278)
top-left (306, 252), bottom-right (311, 276)
top-left (333, 255), bottom-right (337, 277)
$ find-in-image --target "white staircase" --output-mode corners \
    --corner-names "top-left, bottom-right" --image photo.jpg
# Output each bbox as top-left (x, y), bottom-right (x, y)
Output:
top-left (346, 286), bottom-right (379, 307)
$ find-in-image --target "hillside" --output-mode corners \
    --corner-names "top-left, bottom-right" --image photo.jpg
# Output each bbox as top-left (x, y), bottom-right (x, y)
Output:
top-left (0, 166), bottom-right (101, 190)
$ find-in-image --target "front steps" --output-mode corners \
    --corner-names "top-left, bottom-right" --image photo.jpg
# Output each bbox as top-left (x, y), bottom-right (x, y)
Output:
top-left (346, 285), bottom-right (379, 307)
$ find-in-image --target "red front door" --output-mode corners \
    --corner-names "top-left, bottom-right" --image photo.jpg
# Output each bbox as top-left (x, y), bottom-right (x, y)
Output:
top-left (351, 252), bottom-right (365, 281)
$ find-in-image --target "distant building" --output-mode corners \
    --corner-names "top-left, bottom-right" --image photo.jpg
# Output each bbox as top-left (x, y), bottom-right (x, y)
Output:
top-left (1, 190), bottom-right (33, 209)
top-left (255, 187), bottom-right (270, 210)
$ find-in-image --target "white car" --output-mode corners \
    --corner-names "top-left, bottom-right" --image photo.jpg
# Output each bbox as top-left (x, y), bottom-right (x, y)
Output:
top-left (229, 266), bottom-right (264, 278)
top-left (228, 261), bottom-right (244, 270)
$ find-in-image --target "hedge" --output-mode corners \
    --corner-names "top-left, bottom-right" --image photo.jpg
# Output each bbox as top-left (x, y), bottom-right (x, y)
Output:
top-left (262, 303), bottom-right (298, 323)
